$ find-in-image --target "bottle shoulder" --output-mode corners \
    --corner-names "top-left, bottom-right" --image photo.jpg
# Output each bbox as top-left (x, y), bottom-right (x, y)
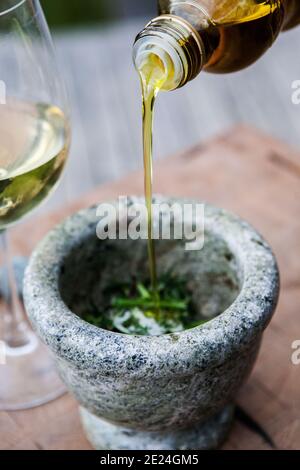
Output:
top-left (158, 1), bottom-right (286, 74)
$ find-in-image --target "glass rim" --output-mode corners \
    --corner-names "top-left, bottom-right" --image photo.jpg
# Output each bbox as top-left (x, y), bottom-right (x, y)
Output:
top-left (0, 0), bottom-right (27, 17)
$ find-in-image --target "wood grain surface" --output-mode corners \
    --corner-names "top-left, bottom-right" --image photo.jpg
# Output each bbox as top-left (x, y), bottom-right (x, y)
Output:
top-left (1, 126), bottom-right (300, 450)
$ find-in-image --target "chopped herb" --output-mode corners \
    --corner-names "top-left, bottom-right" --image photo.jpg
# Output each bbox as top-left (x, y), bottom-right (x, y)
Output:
top-left (83, 273), bottom-right (209, 336)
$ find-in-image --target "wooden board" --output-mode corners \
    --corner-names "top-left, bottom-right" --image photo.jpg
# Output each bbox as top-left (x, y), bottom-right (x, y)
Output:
top-left (1, 126), bottom-right (300, 450)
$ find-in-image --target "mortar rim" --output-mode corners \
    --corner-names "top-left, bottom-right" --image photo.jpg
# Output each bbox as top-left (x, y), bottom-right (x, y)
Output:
top-left (24, 197), bottom-right (280, 372)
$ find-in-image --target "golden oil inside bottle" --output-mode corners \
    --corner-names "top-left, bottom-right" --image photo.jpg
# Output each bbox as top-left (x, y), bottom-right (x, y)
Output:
top-left (138, 1), bottom-right (285, 78)
top-left (196, 0), bottom-right (284, 73)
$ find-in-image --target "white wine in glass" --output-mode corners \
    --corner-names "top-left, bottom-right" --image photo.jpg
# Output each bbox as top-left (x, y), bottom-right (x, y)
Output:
top-left (0, 0), bottom-right (70, 410)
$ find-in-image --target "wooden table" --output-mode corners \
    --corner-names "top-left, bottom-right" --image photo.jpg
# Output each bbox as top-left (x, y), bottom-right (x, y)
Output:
top-left (1, 126), bottom-right (300, 450)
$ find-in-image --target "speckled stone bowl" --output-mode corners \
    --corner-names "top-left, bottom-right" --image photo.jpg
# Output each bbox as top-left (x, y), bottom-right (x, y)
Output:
top-left (24, 198), bottom-right (279, 450)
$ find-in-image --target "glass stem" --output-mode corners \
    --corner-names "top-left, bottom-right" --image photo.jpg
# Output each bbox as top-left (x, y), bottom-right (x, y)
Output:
top-left (0, 230), bottom-right (31, 349)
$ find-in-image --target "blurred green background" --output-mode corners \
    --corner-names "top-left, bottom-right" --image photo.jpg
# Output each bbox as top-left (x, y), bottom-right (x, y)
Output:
top-left (41, 0), bottom-right (155, 28)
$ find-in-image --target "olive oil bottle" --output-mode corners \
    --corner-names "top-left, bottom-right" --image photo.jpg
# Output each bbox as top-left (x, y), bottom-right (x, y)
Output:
top-left (134, 1), bottom-right (300, 85)
top-left (133, 1), bottom-right (300, 304)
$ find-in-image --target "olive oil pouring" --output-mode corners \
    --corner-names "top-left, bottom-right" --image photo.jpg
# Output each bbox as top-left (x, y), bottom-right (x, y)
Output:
top-left (86, 0), bottom-right (300, 336)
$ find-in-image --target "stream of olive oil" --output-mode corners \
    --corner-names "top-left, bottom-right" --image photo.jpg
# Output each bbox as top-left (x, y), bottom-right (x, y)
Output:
top-left (139, 54), bottom-right (169, 301)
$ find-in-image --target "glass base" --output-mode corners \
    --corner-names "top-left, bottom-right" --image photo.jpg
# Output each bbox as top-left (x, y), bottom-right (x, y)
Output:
top-left (0, 332), bottom-right (66, 411)
top-left (0, 254), bottom-right (66, 411)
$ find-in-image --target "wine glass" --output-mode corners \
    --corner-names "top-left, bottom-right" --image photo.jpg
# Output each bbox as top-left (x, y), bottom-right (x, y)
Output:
top-left (0, 0), bottom-right (70, 410)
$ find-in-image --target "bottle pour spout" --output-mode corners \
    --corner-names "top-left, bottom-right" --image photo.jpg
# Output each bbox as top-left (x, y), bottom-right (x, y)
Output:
top-left (133, 15), bottom-right (205, 91)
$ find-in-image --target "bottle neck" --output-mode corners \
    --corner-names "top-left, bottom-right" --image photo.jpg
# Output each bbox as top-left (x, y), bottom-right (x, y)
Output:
top-left (133, 15), bottom-right (205, 91)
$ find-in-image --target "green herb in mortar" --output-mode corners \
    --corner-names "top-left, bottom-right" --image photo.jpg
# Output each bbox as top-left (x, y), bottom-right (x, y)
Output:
top-left (84, 274), bottom-right (208, 336)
